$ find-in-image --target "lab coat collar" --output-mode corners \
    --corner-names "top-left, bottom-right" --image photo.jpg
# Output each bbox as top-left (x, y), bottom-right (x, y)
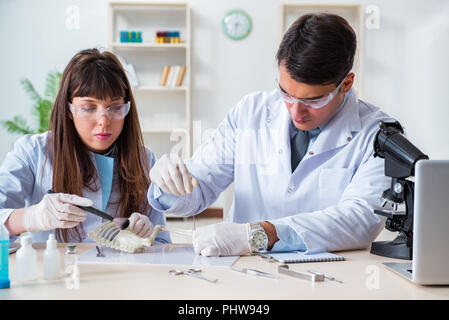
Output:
top-left (308, 90), bottom-right (361, 156)
top-left (273, 89), bottom-right (361, 160)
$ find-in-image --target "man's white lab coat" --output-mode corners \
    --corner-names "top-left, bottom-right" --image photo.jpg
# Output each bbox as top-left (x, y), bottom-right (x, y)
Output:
top-left (150, 90), bottom-right (392, 253)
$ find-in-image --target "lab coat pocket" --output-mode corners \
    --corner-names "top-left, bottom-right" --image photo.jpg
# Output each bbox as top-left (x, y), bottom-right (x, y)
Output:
top-left (319, 167), bottom-right (356, 207)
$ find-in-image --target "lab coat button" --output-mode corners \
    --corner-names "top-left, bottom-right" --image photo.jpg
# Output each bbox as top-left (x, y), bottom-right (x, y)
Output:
top-left (347, 137), bottom-right (352, 142)
top-left (278, 149), bottom-right (283, 154)
top-left (287, 187), bottom-right (293, 193)
top-left (308, 151), bottom-right (314, 156)
top-left (266, 118), bottom-right (271, 123)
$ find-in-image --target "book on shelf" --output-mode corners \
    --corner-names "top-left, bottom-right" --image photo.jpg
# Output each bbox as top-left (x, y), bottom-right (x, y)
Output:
top-left (159, 65), bottom-right (187, 87)
top-left (175, 66), bottom-right (186, 86)
top-left (167, 65), bottom-right (179, 87)
top-left (159, 65), bottom-right (171, 86)
top-left (167, 66), bottom-right (180, 87)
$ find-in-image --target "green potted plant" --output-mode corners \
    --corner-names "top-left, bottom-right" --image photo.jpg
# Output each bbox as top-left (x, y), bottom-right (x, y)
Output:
top-left (1, 70), bottom-right (61, 135)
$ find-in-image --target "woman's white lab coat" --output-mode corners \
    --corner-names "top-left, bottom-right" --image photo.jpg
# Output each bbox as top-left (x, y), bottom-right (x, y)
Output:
top-left (0, 131), bottom-right (170, 244)
top-left (149, 90), bottom-right (393, 253)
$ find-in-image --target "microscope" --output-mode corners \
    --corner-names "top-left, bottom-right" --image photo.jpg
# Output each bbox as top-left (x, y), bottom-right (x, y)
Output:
top-left (370, 121), bottom-right (429, 260)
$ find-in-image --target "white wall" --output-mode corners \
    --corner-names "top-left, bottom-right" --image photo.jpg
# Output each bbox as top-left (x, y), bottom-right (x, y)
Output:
top-left (0, 0), bottom-right (108, 160)
top-left (1, 0), bottom-right (448, 164)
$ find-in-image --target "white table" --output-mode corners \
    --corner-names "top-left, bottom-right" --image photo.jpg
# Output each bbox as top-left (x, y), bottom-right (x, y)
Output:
top-left (3, 242), bottom-right (449, 300)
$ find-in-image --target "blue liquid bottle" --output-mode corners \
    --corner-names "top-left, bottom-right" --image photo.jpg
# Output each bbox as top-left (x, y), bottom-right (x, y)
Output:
top-left (0, 224), bottom-right (10, 289)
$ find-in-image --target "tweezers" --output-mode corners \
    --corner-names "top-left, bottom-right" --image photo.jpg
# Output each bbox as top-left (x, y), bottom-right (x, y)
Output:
top-left (231, 266), bottom-right (278, 279)
top-left (96, 245), bottom-right (105, 257)
top-left (278, 265), bottom-right (324, 282)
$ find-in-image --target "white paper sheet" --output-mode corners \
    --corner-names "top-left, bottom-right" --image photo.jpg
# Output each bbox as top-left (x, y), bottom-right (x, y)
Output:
top-left (78, 244), bottom-right (239, 267)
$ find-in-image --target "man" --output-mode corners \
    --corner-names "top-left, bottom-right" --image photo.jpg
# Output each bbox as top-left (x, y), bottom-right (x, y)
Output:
top-left (148, 13), bottom-right (393, 256)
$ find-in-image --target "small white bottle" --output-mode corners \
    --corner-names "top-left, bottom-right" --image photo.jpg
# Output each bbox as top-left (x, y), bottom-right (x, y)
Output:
top-left (15, 235), bottom-right (37, 282)
top-left (65, 245), bottom-right (79, 289)
top-left (43, 234), bottom-right (61, 280)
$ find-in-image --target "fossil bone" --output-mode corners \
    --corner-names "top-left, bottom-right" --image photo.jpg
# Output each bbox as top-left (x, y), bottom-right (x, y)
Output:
top-left (87, 221), bottom-right (194, 253)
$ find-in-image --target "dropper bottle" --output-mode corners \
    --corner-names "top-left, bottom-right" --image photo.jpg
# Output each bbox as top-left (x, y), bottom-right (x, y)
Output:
top-left (43, 234), bottom-right (61, 280)
top-left (15, 235), bottom-right (37, 282)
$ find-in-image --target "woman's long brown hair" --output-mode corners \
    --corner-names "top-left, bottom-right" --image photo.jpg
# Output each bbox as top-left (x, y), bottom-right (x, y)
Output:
top-left (48, 48), bottom-right (151, 242)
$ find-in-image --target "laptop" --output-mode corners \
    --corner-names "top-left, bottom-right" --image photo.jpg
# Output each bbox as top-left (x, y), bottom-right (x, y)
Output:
top-left (383, 160), bottom-right (449, 285)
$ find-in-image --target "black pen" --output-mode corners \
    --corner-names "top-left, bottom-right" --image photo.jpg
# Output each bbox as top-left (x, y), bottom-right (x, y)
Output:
top-left (47, 190), bottom-right (129, 230)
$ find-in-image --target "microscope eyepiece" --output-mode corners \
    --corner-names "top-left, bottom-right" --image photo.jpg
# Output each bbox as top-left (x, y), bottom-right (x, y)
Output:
top-left (374, 121), bottom-right (429, 178)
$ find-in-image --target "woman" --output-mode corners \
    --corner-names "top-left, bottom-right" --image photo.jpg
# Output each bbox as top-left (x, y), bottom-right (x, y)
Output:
top-left (0, 48), bottom-right (170, 244)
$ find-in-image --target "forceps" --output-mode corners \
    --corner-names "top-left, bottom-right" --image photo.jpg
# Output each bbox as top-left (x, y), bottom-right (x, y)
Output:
top-left (169, 268), bottom-right (218, 283)
top-left (231, 266), bottom-right (278, 279)
top-left (96, 245), bottom-right (105, 257)
top-left (307, 269), bottom-right (343, 283)
top-left (278, 265), bottom-right (324, 282)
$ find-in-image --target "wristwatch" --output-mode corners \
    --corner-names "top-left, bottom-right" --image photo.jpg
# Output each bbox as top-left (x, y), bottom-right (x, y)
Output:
top-left (248, 223), bottom-right (269, 253)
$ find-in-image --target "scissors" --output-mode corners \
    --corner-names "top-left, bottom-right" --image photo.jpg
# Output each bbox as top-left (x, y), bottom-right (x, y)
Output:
top-left (169, 268), bottom-right (218, 283)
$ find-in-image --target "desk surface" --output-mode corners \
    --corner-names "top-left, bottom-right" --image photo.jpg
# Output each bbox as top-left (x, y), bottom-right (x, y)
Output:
top-left (2, 243), bottom-right (449, 300)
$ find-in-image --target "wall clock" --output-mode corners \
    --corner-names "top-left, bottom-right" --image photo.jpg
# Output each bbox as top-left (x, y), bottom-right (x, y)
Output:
top-left (222, 9), bottom-right (252, 40)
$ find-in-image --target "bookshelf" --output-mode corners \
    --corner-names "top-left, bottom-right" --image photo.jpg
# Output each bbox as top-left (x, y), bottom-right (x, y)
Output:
top-left (111, 42), bottom-right (188, 49)
top-left (280, 3), bottom-right (364, 96)
top-left (107, 1), bottom-right (191, 158)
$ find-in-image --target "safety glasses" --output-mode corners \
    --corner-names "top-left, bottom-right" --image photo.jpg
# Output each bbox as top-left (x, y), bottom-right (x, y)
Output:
top-left (69, 101), bottom-right (130, 121)
top-left (276, 76), bottom-right (346, 109)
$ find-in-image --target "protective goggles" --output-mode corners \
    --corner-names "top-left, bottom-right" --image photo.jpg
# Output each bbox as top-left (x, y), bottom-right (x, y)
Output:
top-left (69, 101), bottom-right (130, 121)
top-left (276, 76), bottom-right (346, 109)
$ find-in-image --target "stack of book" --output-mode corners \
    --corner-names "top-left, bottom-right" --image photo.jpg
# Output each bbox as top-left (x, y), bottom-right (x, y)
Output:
top-left (159, 65), bottom-right (186, 87)
top-left (120, 31), bottom-right (142, 43)
top-left (155, 31), bottom-right (181, 43)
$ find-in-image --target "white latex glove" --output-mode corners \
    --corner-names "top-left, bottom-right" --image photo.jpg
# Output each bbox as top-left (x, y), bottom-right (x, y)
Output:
top-left (23, 193), bottom-right (93, 232)
top-left (150, 153), bottom-right (198, 196)
top-left (128, 212), bottom-right (154, 238)
top-left (192, 222), bottom-right (250, 257)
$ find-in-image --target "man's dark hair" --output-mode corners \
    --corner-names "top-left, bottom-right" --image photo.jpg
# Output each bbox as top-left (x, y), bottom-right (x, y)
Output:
top-left (276, 13), bottom-right (356, 86)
